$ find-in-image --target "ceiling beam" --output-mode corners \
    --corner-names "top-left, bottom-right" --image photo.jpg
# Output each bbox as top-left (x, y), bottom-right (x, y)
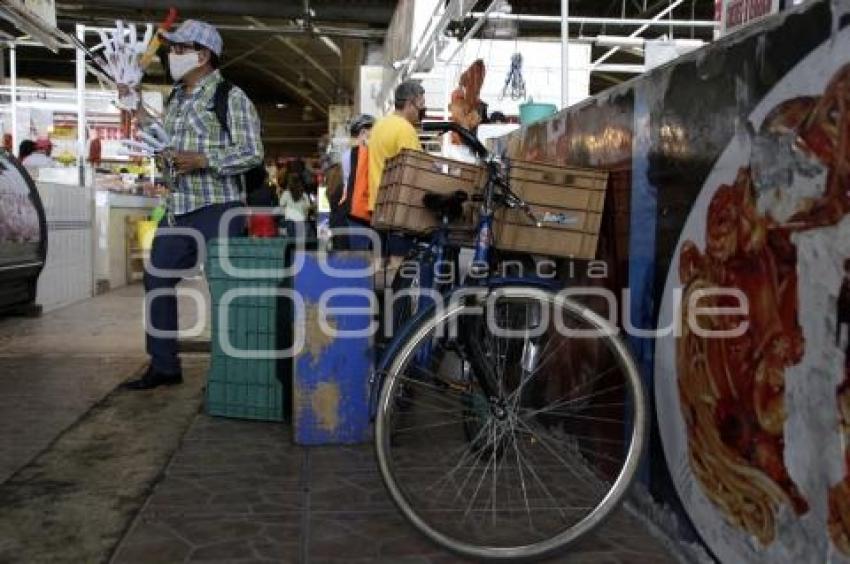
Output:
top-left (225, 33), bottom-right (335, 107)
top-left (243, 16), bottom-right (339, 98)
top-left (242, 59), bottom-right (328, 117)
top-left (594, 73), bottom-right (624, 85)
top-left (57, 16), bottom-right (385, 39)
top-left (470, 12), bottom-right (716, 28)
top-left (593, 0), bottom-right (687, 68)
top-left (56, 0), bottom-right (395, 25)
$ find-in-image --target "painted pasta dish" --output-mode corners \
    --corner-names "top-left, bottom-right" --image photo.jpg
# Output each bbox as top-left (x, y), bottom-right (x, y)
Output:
top-left (676, 63), bottom-right (850, 549)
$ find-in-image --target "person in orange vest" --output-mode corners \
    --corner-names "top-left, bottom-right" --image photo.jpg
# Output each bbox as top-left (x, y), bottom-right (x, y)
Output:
top-left (340, 114), bottom-right (375, 250)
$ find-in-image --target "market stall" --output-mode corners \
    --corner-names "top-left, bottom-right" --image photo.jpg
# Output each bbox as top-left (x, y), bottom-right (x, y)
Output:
top-left (94, 190), bottom-right (159, 292)
top-left (0, 63), bottom-right (165, 304)
top-left (2, 90), bottom-right (163, 303)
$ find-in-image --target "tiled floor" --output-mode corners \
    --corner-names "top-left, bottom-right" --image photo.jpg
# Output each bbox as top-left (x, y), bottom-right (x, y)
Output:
top-left (0, 359), bottom-right (209, 564)
top-left (0, 284), bottom-right (687, 564)
top-left (0, 282), bottom-right (210, 563)
top-left (114, 416), bottom-right (682, 564)
top-left (0, 281), bottom-right (207, 484)
top-left (0, 285), bottom-right (148, 484)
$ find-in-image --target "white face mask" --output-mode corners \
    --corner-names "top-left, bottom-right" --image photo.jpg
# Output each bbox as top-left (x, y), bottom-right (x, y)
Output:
top-left (168, 51), bottom-right (201, 82)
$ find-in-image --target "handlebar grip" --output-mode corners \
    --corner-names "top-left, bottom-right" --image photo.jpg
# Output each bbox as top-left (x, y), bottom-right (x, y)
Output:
top-left (422, 122), bottom-right (489, 158)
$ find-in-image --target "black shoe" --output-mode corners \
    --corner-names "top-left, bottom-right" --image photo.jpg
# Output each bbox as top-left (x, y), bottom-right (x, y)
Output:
top-left (122, 366), bottom-right (183, 390)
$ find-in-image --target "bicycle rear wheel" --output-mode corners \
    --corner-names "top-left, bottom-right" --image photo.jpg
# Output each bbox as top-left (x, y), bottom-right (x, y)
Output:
top-left (374, 285), bottom-right (646, 561)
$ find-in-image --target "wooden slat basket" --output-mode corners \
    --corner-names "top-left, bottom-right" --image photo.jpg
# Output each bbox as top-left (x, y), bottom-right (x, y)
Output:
top-left (372, 149), bottom-right (485, 239)
top-left (493, 160), bottom-right (609, 259)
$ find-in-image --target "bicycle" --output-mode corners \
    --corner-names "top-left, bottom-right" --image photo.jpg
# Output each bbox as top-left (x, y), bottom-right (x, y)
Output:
top-left (370, 122), bottom-right (647, 561)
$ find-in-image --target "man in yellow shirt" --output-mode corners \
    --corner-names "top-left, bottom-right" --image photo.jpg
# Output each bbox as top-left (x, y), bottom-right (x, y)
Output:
top-left (367, 80), bottom-right (425, 211)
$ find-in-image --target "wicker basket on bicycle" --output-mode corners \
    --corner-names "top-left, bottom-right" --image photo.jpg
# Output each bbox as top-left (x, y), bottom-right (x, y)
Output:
top-left (493, 160), bottom-right (609, 259)
top-left (372, 149), bottom-right (485, 244)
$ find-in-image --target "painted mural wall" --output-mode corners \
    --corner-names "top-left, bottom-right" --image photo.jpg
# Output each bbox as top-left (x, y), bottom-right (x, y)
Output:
top-left (497, 1), bottom-right (850, 561)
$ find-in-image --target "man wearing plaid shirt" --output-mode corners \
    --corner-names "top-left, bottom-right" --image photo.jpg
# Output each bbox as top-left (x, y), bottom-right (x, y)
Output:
top-left (126, 20), bottom-right (264, 390)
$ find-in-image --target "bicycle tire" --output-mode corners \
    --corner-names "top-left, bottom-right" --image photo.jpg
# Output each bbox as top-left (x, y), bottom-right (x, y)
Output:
top-left (374, 284), bottom-right (647, 561)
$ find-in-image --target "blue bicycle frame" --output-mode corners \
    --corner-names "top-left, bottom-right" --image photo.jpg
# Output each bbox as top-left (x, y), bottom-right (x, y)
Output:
top-left (369, 121), bottom-right (554, 419)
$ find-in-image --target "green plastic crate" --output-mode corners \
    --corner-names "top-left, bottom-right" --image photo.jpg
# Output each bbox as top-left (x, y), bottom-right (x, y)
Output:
top-left (206, 237), bottom-right (293, 421)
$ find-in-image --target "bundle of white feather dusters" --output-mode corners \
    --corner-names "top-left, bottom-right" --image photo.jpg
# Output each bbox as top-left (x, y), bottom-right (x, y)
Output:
top-left (93, 20), bottom-right (154, 110)
top-left (119, 121), bottom-right (172, 159)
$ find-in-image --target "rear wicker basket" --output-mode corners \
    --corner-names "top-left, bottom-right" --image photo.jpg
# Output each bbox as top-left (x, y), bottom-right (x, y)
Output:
top-left (372, 149), bottom-right (485, 238)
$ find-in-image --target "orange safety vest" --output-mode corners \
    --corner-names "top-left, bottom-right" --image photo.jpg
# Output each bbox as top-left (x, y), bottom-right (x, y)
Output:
top-left (349, 145), bottom-right (372, 222)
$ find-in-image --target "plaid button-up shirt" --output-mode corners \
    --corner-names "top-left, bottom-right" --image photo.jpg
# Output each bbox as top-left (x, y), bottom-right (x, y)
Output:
top-left (164, 70), bottom-right (263, 215)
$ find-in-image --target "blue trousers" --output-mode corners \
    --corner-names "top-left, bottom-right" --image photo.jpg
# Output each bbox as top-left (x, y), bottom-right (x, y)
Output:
top-left (347, 217), bottom-right (373, 251)
top-left (144, 202), bottom-right (244, 373)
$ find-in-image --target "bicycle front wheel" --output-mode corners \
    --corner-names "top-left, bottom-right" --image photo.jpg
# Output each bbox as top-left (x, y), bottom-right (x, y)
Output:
top-left (374, 285), bottom-right (647, 561)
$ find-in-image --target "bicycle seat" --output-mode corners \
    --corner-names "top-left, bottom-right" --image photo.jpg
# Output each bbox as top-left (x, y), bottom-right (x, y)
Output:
top-left (422, 190), bottom-right (468, 221)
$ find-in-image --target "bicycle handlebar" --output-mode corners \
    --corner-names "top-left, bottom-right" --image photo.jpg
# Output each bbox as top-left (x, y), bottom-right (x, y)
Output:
top-left (422, 122), bottom-right (489, 159)
top-left (495, 177), bottom-right (541, 227)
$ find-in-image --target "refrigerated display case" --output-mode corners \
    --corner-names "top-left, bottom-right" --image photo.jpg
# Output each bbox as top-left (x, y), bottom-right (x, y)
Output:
top-left (0, 150), bottom-right (47, 313)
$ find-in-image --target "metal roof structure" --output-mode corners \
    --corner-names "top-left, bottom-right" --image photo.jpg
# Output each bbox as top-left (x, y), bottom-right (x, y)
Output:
top-left (1, 0), bottom-right (718, 156)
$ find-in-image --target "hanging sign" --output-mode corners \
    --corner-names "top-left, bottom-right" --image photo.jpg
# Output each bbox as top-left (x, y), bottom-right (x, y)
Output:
top-left (720, 0), bottom-right (780, 36)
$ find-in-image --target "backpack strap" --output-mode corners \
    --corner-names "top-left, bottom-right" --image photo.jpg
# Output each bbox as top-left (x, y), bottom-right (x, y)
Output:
top-left (165, 87), bottom-right (178, 107)
top-left (168, 79), bottom-right (234, 144)
top-left (210, 79), bottom-right (252, 194)
top-left (211, 80), bottom-right (235, 144)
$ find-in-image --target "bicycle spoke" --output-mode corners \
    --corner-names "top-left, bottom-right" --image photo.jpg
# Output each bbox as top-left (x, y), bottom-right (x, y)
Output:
top-left (521, 382), bottom-right (626, 418)
top-left (526, 331), bottom-right (594, 383)
top-left (524, 411), bottom-right (626, 425)
top-left (517, 423), bottom-right (627, 447)
top-left (394, 390), bottom-right (465, 416)
top-left (488, 422), bottom-right (499, 524)
top-left (463, 420), bottom-right (511, 520)
top-left (424, 419), bottom-right (496, 500)
top-left (414, 411), bottom-right (499, 505)
top-left (508, 410), bottom-right (534, 529)
top-left (375, 287), bottom-right (645, 559)
top-left (509, 362), bottom-right (621, 409)
top-left (551, 364), bottom-right (623, 400)
top-left (514, 427), bottom-right (627, 469)
top-left (555, 438), bottom-right (627, 469)
top-left (396, 374), bottom-right (468, 405)
top-left (515, 417), bottom-right (607, 495)
top-left (392, 417), bottom-right (474, 435)
top-left (511, 432), bottom-right (569, 522)
top-left (534, 400), bottom-right (626, 414)
top-left (456, 428), bottom-right (494, 508)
